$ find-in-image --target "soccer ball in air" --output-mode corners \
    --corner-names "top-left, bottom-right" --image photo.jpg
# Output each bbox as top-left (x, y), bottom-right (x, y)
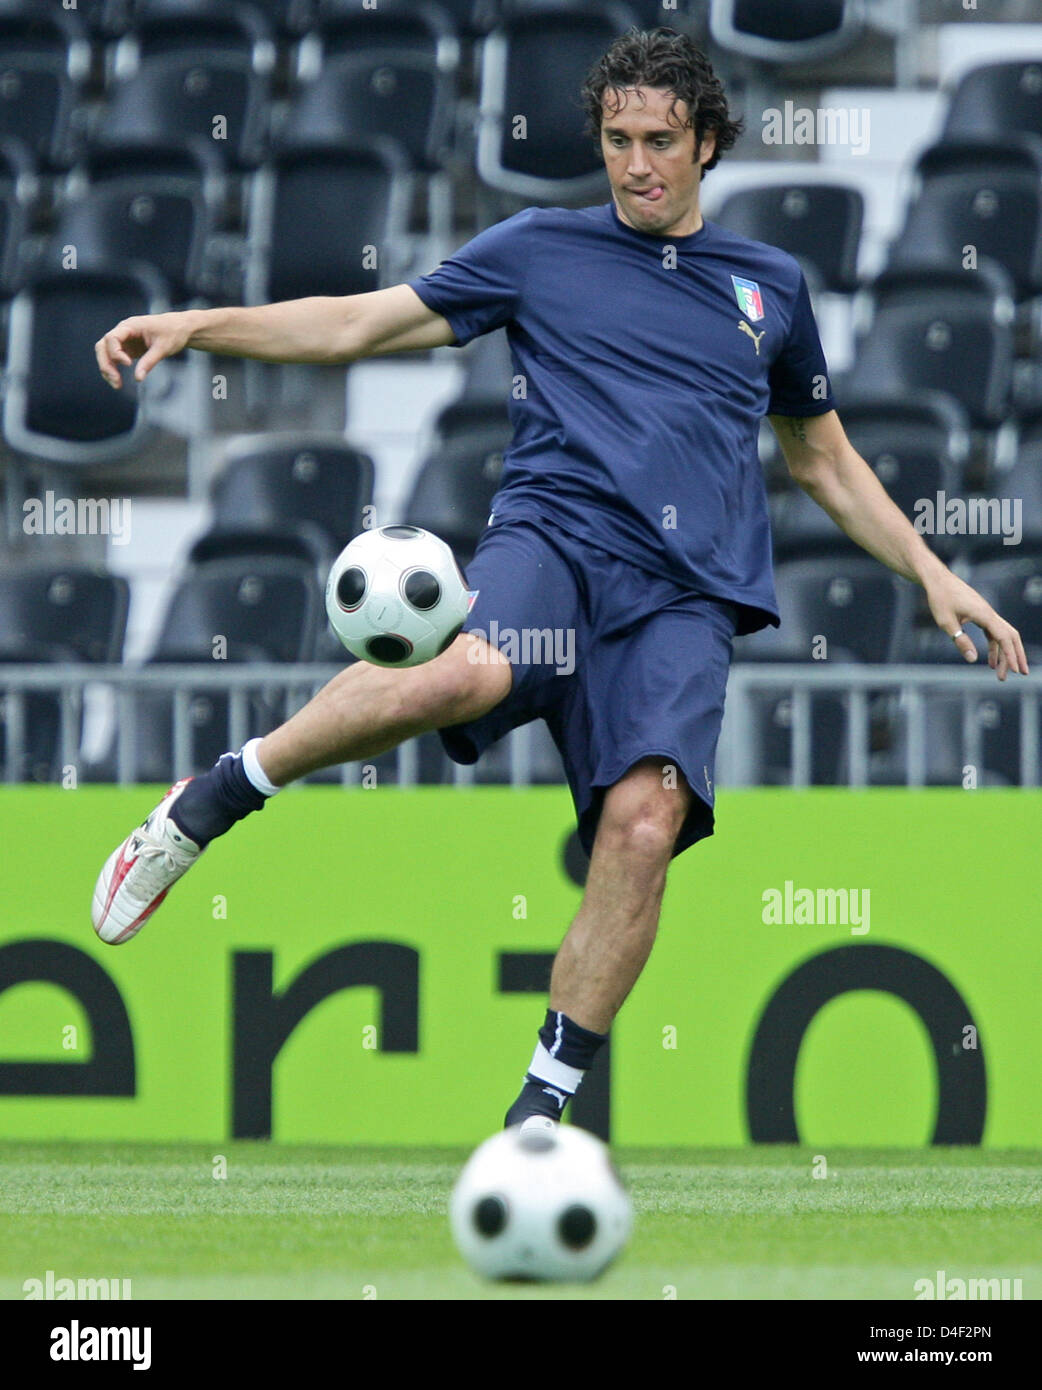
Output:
top-left (450, 1122), bottom-right (633, 1283)
top-left (325, 525), bottom-right (474, 667)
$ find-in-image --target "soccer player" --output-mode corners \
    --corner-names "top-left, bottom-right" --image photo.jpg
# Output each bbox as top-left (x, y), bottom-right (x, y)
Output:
top-left (91, 29), bottom-right (1027, 1128)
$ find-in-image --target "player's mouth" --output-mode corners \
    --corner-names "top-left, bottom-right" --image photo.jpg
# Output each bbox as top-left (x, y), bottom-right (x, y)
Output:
top-left (630, 185), bottom-right (664, 203)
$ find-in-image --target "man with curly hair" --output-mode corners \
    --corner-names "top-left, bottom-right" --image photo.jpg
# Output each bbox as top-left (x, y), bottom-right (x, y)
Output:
top-left (91, 28), bottom-right (1027, 1129)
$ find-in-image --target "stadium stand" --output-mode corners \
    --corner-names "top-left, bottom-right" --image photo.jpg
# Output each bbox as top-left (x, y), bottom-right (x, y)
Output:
top-left (2, 0), bottom-right (1042, 789)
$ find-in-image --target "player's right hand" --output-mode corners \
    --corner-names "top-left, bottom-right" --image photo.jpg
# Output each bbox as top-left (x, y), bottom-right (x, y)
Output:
top-left (95, 312), bottom-right (193, 389)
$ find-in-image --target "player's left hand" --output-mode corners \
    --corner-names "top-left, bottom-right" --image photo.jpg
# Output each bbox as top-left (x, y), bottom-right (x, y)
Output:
top-left (923, 571), bottom-right (1029, 680)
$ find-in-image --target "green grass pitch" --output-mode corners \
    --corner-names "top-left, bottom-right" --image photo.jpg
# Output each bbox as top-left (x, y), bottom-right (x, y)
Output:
top-left (0, 1142), bottom-right (1038, 1300)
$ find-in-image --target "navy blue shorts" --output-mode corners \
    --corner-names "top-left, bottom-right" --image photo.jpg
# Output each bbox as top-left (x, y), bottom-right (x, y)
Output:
top-left (439, 519), bottom-right (739, 858)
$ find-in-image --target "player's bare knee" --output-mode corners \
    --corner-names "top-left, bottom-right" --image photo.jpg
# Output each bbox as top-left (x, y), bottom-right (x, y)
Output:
top-left (599, 811), bottom-right (678, 869)
top-left (599, 769), bottom-right (691, 864)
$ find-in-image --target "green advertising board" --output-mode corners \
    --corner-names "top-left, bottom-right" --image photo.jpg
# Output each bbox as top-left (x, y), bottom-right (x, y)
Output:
top-left (0, 787), bottom-right (1037, 1146)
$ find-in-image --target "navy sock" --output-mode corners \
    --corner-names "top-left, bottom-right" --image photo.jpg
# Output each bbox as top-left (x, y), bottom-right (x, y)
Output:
top-left (536, 1009), bottom-right (607, 1070)
top-left (169, 752), bottom-right (268, 847)
top-left (504, 1009), bottom-right (609, 1127)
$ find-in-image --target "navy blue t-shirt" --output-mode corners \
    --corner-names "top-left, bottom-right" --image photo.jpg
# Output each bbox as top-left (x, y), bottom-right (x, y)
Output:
top-left (408, 201), bottom-right (835, 633)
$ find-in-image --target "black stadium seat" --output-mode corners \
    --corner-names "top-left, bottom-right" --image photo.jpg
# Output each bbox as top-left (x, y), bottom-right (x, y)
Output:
top-left (281, 53), bottom-right (456, 172)
top-left (246, 141), bottom-right (411, 301)
top-left (3, 266), bottom-right (165, 465)
top-left (0, 138), bottom-right (36, 300)
top-left (403, 434), bottom-right (506, 569)
top-left (967, 557), bottom-right (1042, 654)
top-left (709, 0), bottom-right (863, 63)
top-left (98, 50), bottom-right (272, 170)
top-left (888, 142), bottom-right (1042, 304)
top-left (198, 433), bottom-right (376, 565)
top-left (714, 182), bottom-right (864, 293)
top-left (767, 557), bottom-right (915, 665)
top-left (476, 2), bottom-right (637, 199)
top-left (943, 60), bottom-right (1042, 144)
top-left (305, 0), bottom-right (461, 60)
top-left (0, 2), bottom-right (91, 170)
top-left (0, 567), bottom-right (129, 782)
top-left (110, 0), bottom-right (277, 65)
top-left (47, 144), bottom-right (222, 304)
top-left (842, 265), bottom-right (1015, 432)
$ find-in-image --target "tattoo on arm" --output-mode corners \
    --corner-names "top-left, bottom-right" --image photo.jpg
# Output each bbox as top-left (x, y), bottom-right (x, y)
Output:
top-left (786, 417), bottom-right (808, 444)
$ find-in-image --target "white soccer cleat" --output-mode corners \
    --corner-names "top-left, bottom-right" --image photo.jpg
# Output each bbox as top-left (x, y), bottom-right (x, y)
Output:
top-left (91, 779), bottom-right (202, 944)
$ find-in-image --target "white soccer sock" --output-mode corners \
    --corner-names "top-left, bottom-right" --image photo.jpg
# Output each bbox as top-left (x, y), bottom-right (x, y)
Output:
top-left (527, 1041), bottom-right (585, 1096)
top-left (241, 737), bottom-right (281, 797)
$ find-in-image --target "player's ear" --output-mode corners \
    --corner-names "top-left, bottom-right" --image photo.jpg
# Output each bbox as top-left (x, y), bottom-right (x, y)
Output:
top-left (696, 129), bottom-right (717, 169)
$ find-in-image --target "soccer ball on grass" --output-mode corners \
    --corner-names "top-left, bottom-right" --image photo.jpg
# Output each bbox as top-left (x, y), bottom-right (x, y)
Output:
top-left (325, 525), bottom-right (474, 667)
top-left (450, 1122), bottom-right (633, 1283)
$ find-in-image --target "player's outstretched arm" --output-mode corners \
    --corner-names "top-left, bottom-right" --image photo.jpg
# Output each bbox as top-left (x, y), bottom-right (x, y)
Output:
top-left (95, 284), bottom-right (456, 388)
top-left (769, 409), bottom-right (1030, 682)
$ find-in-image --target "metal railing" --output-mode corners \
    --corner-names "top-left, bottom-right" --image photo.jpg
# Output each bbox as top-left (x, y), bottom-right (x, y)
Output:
top-left (2, 662), bottom-right (1041, 788)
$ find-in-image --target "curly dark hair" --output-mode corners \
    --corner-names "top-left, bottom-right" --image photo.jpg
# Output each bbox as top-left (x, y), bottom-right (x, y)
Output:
top-left (580, 27), bottom-right (743, 176)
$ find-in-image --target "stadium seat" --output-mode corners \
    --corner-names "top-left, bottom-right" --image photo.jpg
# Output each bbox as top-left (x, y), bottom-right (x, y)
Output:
top-left (476, 1), bottom-right (637, 200)
top-left (46, 144), bottom-right (223, 304)
top-left (197, 432), bottom-right (376, 566)
top-left (0, 139), bottom-right (37, 301)
top-left (842, 265), bottom-right (1015, 433)
top-left (0, 566), bottom-right (129, 782)
top-left (3, 266), bottom-right (166, 465)
top-left (714, 183), bottom-right (864, 294)
top-left (124, 556), bottom-right (322, 781)
top-left (280, 53), bottom-right (457, 173)
top-left (245, 140), bottom-right (411, 301)
top-left (967, 556), bottom-right (1042, 653)
top-left (0, 2), bottom-right (91, 170)
top-left (403, 433), bottom-right (506, 569)
top-left (108, 0), bottom-right (277, 70)
top-left (97, 49), bottom-right (272, 170)
top-left (767, 557), bottom-right (916, 664)
top-left (887, 142), bottom-right (1042, 305)
top-left (943, 59), bottom-right (1042, 144)
top-left (709, 0), bottom-right (863, 63)
top-left (0, 565), bottom-right (130, 663)
top-left (300, 0), bottom-right (462, 65)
